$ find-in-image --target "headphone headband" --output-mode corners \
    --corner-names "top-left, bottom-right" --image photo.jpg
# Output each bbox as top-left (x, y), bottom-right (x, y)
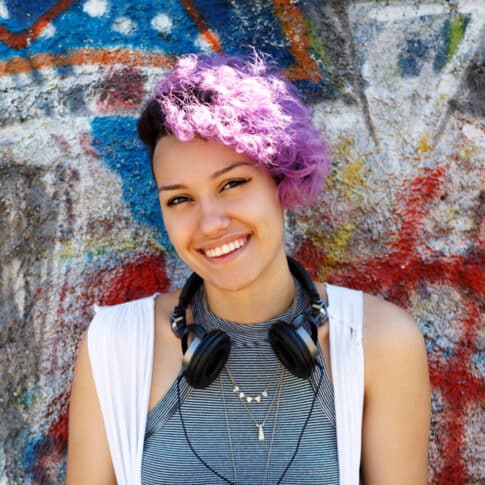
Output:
top-left (171, 272), bottom-right (202, 338)
top-left (287, 257), bottom-right (327, 320)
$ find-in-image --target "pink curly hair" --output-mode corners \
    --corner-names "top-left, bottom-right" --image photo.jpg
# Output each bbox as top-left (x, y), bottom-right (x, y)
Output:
top-left (138, 52), bottom-right (330, 209)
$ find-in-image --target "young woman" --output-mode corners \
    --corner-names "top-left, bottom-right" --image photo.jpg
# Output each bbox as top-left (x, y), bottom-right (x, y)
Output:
top-left (67, 53), bottom-right (430, 484)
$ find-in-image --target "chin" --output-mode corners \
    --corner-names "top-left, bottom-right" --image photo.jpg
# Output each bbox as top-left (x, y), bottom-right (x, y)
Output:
top-left (204, 273), bottom-right (255, 293)
top-left (206, 260), bottom-right (278, 295)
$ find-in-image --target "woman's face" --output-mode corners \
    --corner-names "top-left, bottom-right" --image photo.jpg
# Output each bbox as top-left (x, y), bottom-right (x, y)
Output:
top-left (153, 135), bottom-right (287, 294)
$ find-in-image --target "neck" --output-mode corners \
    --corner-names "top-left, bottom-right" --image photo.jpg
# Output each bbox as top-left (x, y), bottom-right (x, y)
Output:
top-left (203, 253), bottom-right (296, 324)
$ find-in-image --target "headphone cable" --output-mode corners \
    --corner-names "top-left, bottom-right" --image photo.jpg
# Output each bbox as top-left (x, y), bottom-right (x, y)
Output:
top-left (177, 374), bottom-right (234, 484)
top-left (276, 361), bottom-right (325, 484)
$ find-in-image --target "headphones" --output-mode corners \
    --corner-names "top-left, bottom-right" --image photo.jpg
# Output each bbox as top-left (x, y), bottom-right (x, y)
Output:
top-left (170, 256), bottom-right (328, 389)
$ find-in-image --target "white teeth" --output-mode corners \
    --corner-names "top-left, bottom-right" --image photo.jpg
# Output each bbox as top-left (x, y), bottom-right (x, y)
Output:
top-left (205, 238), bottom-right (246, 258)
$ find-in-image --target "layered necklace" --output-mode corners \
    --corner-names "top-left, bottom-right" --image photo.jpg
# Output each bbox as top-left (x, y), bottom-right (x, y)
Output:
top-left (215, 288), bottom-right (298, 484)
top-left (225, 365), bottom-right (283, 441)
top-left (220, 366), bottom-right (285, 485)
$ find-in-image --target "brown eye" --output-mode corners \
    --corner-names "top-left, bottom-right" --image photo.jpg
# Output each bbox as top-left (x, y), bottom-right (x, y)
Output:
top-left (222, 178), bottom-right (250, 191)
top-left (166, 195), bottom-right (191, 206)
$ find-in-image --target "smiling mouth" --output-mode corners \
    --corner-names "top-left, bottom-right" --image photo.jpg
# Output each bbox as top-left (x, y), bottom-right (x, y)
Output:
top-left (203, 237), bottom-right (248, 258)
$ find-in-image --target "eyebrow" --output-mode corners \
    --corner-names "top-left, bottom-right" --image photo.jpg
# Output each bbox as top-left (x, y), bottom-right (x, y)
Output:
top-left (157, 161), bottom-right (252, 192)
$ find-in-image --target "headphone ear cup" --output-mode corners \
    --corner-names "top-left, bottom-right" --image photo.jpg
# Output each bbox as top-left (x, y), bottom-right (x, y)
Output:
top-left (268, 321), bottom-right (316, 379)
top-left (184, 329), bottom-right (231, 389)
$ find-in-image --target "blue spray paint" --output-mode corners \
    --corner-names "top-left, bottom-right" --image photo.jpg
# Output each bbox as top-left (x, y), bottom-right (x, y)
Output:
top-left (0, 0), bottom-right (200, 59)
top-left (90, 116), bottom-right (170, 248)
top-left (2, 0), bottom-right (59, 32)
top-left (0, 0), bottom-right (337, 100)
top-left (399, 38), bottom-right (430, 77)
top-left (21, 431), bottom-right (44, 479)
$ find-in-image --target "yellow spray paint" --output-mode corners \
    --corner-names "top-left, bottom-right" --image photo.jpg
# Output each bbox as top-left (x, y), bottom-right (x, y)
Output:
top-left (311, 138), bottom-right (367, 271)
top-left (320, 220), bottom-right (356, 266)
top-left (418, 134), bottom-right (433, 153)
top-left (325, 138), bottom-right (367, 199)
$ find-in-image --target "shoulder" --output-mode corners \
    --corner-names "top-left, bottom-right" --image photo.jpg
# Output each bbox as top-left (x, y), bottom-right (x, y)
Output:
top-left (362, 293), bottom-right (424, 354)
top-left (87, 291), bottom-right (182, 363)
top-left (88, 292), bottom-right (176, 332)
top-left (92, 293), bottom-right (159, 316)
top-left (362, 293), bottom-right (427, 394)
top-left (87, 290), bottom-right (183, 347)
top-left (154, 288), bottom-right (182, 322)
top-left (90, 290), bottom-right (182, 318)
top-left (319, 283), bottom-right (426, 390)
top-left (152, 288), bottom-right (186, 347)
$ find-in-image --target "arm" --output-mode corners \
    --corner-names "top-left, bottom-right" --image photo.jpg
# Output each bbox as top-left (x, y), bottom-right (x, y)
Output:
top-left (361, 295), bottom-right (430, 484)
top-left (66, 332), bottom-right (116, 485)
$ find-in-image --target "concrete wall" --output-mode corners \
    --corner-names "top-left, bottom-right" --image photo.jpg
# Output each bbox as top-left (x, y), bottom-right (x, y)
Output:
top-left (0, 1), bottom-right (483, 483)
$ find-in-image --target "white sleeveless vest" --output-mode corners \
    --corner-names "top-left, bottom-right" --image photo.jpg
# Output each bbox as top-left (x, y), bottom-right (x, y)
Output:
top-left (87, 283), bottom-right (364, 485)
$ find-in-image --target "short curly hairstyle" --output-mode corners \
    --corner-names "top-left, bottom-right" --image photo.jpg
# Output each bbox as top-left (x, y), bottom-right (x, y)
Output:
top-left (137, 52), bottom-right (330, 209)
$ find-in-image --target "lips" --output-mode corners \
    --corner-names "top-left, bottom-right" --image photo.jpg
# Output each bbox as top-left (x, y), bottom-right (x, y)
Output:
top-left (203, 237), bottom-right (248, 258)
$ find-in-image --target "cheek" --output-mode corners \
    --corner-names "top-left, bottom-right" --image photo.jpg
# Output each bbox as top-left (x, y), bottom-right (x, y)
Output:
top-left (245, 192), bottom-right (285, 240)
top-left (265, 192), bottom-right (286, 239)
top-left (161, 209), bottom-right (200, 257)
top-left (259, 183), bottom-right (285, 222)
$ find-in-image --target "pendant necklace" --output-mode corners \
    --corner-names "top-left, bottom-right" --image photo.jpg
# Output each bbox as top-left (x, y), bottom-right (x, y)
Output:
top-left (225, 364), bottom-right (278, 404)
top-left (220, 283), bottom-right (297, 442)
top-left (226, 365), bottom-right (284, 441)
top-left (220, 367), bottom-right (285, 485)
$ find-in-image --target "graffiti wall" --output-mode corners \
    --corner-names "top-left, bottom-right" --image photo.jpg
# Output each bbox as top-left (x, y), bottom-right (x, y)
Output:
top-left (0, 1), bottom-right (483, 483)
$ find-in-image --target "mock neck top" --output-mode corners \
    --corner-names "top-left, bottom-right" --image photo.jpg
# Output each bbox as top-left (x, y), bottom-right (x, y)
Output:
top-left (141, 283), bottom-right (339, 484)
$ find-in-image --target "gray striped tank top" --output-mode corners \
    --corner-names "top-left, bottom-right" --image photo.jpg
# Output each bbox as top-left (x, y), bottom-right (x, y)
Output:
top-left (142, 283), bottom-right (339, 484)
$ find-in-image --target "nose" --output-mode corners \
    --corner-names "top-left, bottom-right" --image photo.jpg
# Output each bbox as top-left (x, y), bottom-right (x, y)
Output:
top-left (198, 197), bottom-right (230, 238)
